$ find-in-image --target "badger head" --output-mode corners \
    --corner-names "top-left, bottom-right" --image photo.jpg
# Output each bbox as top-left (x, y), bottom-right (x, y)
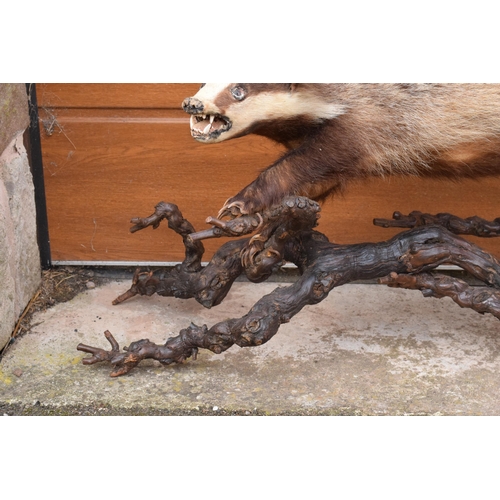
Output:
top-left (182, 84), bottom-right (345, 143)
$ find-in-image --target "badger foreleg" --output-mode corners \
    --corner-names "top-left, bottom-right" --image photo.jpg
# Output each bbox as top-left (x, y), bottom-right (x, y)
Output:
top-left (218, 143), bottom-right (352, 218)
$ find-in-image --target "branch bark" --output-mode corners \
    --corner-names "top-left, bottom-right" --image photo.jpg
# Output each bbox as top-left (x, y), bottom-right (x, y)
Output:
top-left (374, 210), bottom-right (500, 237)
top-left (379, 272), bottom-right (500, 319)
top-left (77, 200), bottom-right (500, 376)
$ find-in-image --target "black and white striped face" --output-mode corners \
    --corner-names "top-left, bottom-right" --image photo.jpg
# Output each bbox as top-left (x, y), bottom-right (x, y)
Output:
top-left (182, 83), bottom-right (345, 143)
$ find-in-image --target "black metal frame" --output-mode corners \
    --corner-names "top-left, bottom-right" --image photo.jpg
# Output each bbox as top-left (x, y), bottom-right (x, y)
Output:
top-left (25, 83), bottom-right (51, 268)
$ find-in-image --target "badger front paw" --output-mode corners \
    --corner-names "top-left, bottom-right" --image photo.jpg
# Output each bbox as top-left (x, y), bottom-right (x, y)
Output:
top-left (218, 199), bottom-right (248, 219)
top-left (218, 194), bottom-right (267, 219)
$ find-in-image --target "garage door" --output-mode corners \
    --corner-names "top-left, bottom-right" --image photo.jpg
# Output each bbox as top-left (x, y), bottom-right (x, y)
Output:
top-left (36, 83), bottom-right (500, 264)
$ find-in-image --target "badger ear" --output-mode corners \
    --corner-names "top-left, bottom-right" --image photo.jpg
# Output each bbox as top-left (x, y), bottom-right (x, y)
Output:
top-left (288, 84), bottom-right (299, 92)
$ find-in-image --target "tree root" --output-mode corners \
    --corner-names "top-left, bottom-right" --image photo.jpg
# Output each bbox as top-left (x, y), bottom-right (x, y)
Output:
top-left (77, 200), bottom-right (500, 376)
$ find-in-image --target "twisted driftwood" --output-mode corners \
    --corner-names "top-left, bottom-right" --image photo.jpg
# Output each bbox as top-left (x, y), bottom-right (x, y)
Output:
top-left (77, 199), bottom-right (500, 376)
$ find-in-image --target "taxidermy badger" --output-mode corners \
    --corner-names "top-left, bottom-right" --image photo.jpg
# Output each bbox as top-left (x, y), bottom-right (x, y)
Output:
top-left (182, 84), bottom-right (500, 218)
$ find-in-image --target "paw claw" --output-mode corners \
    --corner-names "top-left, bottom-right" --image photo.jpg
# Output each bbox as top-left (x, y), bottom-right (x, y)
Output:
top-left (249, 233), bottom-right (266, 245)
top-left (218, 200), bottom-right (248, 219)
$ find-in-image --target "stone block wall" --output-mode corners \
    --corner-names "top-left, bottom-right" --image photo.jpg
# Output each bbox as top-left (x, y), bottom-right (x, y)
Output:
top-left (0, 84), bottom-right (41, 350)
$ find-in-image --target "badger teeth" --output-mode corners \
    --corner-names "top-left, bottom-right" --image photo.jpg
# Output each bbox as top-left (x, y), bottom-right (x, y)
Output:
top-left (202, 115), bottom-right (216, 134)
top-left (190, 112), bottom-right (232, 140)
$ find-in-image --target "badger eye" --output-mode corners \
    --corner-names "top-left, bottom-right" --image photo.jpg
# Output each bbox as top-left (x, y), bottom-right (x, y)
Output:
top-left (231, 86), bottom-right (245, 101)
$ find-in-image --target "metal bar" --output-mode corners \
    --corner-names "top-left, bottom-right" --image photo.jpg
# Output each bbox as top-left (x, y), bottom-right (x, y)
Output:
top-left (25, 84), bottom-right (51, 269)
top-left (49, 260), bottom-right (462, 271)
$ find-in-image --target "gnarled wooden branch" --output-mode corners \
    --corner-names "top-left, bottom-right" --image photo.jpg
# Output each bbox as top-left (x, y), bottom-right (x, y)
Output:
top-left (380, 272), bottom-right (500, 319)
top-left (374, 210), bottom-right (500, 237)
top-left (77, 200), bottom-right (500, 376)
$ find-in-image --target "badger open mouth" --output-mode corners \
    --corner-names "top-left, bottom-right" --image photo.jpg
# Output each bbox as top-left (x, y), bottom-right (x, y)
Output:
top-left (190, 114), bottom-right (232, 141)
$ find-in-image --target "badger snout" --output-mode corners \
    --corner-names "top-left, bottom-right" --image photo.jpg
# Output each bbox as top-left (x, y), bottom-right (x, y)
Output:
top-left (182, 94), bottom-right (232, 142)
top-left (182, 97), bottom-right (204, 115)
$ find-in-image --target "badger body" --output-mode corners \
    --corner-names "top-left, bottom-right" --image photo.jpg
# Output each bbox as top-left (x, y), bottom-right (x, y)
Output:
top-left (182, 84), bottom-right (500, 217)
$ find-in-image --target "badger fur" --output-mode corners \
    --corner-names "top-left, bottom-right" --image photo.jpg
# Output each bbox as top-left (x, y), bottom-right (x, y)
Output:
top-left (182, 84), bottom-right (500, 217)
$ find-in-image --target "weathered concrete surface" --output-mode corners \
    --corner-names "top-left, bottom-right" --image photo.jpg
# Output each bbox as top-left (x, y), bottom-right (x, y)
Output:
top-left (1, 280), bottom-right (500, 415)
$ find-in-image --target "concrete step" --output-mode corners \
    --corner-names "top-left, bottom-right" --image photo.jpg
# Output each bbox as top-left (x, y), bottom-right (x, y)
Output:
top-left (1, 280), bottom-right (499, 415)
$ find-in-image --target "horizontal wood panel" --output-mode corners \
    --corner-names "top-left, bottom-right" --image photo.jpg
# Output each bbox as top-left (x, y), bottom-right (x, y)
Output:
top-left (37, 84), bottom-right (500, 263)
top-left (328, 176), bottom-right (500, 258)
top-left (40, 113), bottom-right (284, 262)
top-left (37, 83), bottom-right (201, 109)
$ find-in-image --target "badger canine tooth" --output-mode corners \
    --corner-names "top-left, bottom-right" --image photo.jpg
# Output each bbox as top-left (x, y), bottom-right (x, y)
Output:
top-left (190, 112), bottom-right (232, 140)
